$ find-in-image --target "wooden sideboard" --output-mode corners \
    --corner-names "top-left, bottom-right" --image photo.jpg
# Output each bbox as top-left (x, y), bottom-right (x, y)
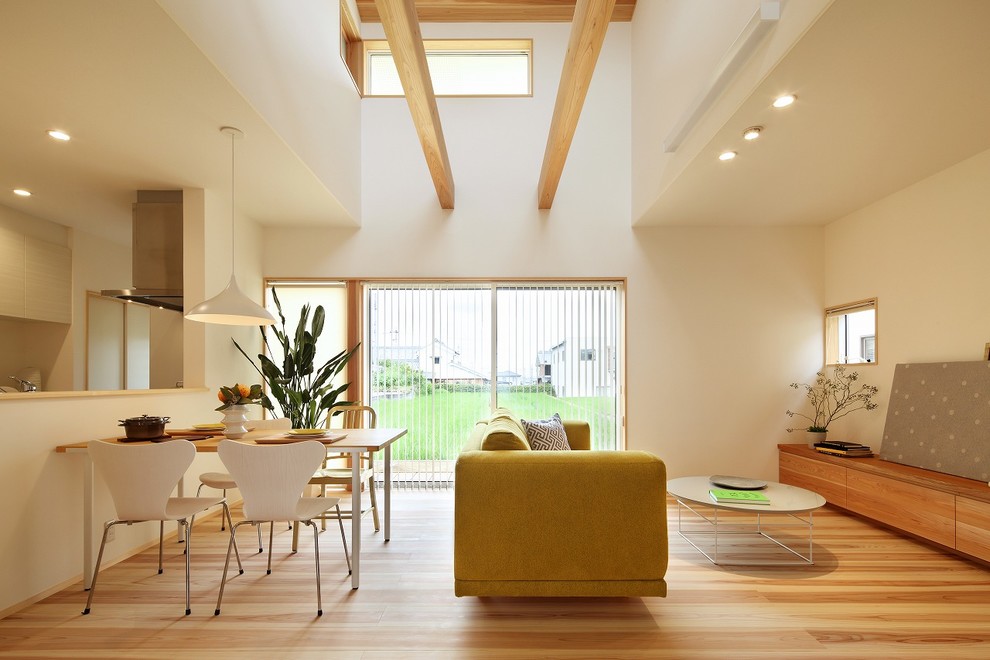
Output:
top-left (778, 444), bottom-right (990, 564)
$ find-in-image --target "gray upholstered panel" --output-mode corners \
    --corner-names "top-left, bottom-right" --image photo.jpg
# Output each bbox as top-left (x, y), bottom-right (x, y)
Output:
top-left (880, 361), bottom-right (990, 481)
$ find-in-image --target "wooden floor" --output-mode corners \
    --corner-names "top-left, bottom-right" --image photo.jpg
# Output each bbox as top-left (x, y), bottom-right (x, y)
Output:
top-left (2, 491), bottom-right (990, 658)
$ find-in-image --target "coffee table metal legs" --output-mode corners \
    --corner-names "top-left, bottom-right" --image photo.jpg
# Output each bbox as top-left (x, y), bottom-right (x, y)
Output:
top-left (674, 498), bottom-right (816, 565)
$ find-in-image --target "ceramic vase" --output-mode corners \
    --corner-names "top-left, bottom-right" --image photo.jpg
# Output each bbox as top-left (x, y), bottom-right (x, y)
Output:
top-left (223, 404), bottom-right (249, 439)
top-left (806, 430), bottom-right (827, 448)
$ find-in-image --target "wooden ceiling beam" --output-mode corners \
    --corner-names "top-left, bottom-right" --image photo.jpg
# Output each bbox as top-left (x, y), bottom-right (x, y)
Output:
top-left (375, 0), bottom-right (455, 209)
top-left (537, 0), bottom-right (615, 209)
top-left (357, 1), bottom-right (636, 23)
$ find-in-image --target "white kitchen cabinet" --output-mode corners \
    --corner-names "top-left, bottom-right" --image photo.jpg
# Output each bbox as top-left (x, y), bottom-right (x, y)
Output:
top-left (0, 230), bottom-right (71, 324)
top-left (0, 227), bottom-right (26, 318)
top-left (25, 237), bottom-right (72, 323)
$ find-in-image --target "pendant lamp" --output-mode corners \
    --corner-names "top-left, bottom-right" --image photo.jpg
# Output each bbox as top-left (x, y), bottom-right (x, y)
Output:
top-left (185, 126), bottom-right (275, 326)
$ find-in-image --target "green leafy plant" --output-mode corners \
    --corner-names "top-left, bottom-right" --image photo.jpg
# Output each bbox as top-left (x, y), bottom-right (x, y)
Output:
top-left (233, 288), bottom-right (359, 429)
top-left (786, 365), bottom-right (879, 432)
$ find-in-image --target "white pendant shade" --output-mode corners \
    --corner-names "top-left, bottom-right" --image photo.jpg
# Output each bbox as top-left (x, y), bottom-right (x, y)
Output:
top-left (185, 126), bottom-right (275, 327)
top-left (185, 274), bottom-right (275, 326)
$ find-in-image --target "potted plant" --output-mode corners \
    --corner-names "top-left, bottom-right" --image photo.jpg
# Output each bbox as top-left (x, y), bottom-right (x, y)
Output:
top-left (215, 382), bottom-right (264, 438)
top-left (786, 365), bottom-right (880, 446)
top-left (233, 288), bottom-right (359, 429)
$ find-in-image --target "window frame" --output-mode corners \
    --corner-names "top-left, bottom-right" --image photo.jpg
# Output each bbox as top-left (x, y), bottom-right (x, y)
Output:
top-left (824, 297), bottom-right (879, 367)
top-left (339, 0), bottom-right (363, 94)
top-left (362, 39), bottom-right (534, 98)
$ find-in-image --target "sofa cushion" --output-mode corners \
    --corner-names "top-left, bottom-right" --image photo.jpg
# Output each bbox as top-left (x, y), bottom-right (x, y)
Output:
top-left (521, 413), bottom-right (571, 451)
top-left (462, 418), bottom-right (489, 452)
top-left (481, 408), bottom-right (531, 451)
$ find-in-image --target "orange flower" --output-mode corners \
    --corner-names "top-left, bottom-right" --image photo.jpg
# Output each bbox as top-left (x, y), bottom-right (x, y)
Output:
top-left (214, 383), bottom-right (263, 412)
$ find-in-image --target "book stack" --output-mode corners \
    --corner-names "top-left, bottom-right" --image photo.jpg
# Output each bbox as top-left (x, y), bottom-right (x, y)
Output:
top-left (814, 440), bottom-right (874, 457)
top-left (709, 488), bottom-right (771, 505)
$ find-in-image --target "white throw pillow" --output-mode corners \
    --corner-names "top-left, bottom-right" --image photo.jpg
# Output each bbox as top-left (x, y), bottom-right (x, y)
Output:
top-left (521, 413), bottom-right (571, 451)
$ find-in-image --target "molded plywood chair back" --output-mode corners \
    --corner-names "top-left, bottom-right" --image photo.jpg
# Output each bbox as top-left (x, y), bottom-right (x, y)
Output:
top-left (220, 439), bottom-right (326, 522)
top-left (90, 439), bottom-right (195, 521)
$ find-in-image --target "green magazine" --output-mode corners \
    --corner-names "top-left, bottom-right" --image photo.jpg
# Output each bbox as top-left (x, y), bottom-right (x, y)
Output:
top-left (709, 488), bottom-right (770, 504)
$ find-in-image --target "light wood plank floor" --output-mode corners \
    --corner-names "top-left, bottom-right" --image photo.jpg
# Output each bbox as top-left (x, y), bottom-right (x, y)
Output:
top-left (2, 491), bottom-right (989, 659)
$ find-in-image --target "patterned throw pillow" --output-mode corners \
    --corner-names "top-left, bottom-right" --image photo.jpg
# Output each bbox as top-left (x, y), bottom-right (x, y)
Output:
top-left (521, 413), bottom-right (571, 451)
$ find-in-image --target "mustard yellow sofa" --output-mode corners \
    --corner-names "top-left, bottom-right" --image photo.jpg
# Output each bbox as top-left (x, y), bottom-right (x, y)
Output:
top-left (454, 409), bottom-right (668, 597)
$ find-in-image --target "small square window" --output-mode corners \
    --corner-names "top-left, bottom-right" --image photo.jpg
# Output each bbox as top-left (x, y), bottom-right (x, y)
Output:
top-left (825, 298), bottom-right (877, 365)
top-left (580, 349), bottom-right (596, 361)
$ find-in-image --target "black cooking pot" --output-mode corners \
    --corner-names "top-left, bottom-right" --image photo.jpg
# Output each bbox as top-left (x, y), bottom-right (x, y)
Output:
top-left (119, 414), bottom-right (171, 439)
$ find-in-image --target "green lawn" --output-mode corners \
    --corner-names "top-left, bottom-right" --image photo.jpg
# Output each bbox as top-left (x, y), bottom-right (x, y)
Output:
top-left (374, 391), bottom-right (616, 460)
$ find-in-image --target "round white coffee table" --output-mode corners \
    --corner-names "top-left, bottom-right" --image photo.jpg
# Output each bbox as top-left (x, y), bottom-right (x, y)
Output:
top-left (667, 476), bottom-right (826, 565)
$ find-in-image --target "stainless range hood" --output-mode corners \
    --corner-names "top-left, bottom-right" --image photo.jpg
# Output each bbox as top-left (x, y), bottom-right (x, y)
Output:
top-left (102, 191), bottom-right (183, 312)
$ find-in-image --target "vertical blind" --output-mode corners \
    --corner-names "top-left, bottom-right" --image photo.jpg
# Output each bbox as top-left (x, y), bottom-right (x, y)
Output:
top-left (366, 281), bottom-right (623, 489)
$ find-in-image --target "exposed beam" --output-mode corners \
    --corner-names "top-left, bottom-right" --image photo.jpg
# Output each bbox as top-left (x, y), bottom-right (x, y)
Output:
top-left (357, 0), bottom-right (636, 23)
top-left (537, 0), bottom-right (615, 209)
top-left (375, 0), bottom-right (455, 209)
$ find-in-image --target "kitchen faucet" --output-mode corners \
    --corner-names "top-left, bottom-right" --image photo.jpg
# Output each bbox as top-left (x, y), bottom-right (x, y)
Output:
top-left (9, 376), bottom-right (38, 392)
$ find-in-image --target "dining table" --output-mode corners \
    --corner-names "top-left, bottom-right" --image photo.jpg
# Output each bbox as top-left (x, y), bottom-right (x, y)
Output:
top-left (55, 427), bottom-right (406, 591)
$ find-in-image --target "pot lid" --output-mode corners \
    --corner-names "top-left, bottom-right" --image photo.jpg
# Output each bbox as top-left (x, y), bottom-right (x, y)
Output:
top-left (119, 414), bottom-right (170, 425)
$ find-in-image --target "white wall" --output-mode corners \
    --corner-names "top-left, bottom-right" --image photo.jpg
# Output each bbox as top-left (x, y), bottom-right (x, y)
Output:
top-left (263, 22), bottom-right (824, 480)
top-left (824, 148), bottom-right (990, 446)
top-left (159, 0), bottom-right (362, 221)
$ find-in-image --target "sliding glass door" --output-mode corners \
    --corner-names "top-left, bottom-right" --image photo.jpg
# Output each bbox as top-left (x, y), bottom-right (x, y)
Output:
top-left (366, 281), bottom-right (623, 488)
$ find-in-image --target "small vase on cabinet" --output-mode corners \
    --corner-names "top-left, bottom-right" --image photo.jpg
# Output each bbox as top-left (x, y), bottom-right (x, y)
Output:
top-left (805, 430), bottom-right (827, 448)
top-left (222, 404), bottom-right (249, 439)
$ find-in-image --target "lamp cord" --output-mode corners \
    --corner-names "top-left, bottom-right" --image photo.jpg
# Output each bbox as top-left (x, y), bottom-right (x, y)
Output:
top-left (229, 130), bottom-right (236, 276)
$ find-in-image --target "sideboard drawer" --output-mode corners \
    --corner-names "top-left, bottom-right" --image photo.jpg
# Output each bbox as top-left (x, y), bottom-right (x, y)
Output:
top-left (845, 470), bottom-right (955, 547)
top-left (957, 497), bottom-right (990, 562)
top-left (779, 452), bottom-right (846, 507)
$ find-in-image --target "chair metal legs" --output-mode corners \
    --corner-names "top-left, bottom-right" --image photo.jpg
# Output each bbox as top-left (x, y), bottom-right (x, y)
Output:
top-left (305, 519), bottom-right (323, 616)
top-left (195, 483), bottom-right (263, 552)
top-left (182, 519), bottom-right (191, 614)
top-left (335, 505), bottom-right (351, 574)
top-left (267, 521), bottom-right (275, 574)
top-left (82, 520), bottom-right (119, 614)
top-left (215, 515), bottom-right (347, 616)
top-left (86, 505), bottom-right (242, 616)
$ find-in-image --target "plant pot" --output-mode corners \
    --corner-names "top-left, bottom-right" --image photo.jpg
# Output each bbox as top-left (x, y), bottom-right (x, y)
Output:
top-left (222, 405), bottom-right (249, 439)
top-left (806, 430), bottom-right (827, 448)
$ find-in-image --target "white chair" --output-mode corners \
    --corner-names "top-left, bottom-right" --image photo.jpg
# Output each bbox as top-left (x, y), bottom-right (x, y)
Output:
top-left (215, 439), bottom-right (350, 616)
top-left (195, 418), bottom-right (292, 552)
top-left (83, 440), bottom-right (242, 616)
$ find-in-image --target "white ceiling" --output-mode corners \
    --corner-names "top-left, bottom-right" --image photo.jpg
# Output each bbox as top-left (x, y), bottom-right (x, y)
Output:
top-left (0, 0), bottom-right (352, 244)
top-left (637, 0), bottom-right (990, 225)
top-left (2, 0), bottom-right (988, 242)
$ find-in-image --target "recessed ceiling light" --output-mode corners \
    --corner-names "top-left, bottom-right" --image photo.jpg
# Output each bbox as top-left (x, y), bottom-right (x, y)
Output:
top-left (743, 126), bottom-right (763, 140)
top-left (47, 129), bottom-right (71, 141)
top-left (718, 151), bottom-right (737, 162)
top-left (773, 94), bottom-right (796, 108)
top-left (13, 189), bottom-right (32, 197)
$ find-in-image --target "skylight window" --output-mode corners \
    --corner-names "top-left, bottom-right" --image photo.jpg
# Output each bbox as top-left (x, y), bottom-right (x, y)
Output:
top-left (364, 39), bottom-right (532, 97)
